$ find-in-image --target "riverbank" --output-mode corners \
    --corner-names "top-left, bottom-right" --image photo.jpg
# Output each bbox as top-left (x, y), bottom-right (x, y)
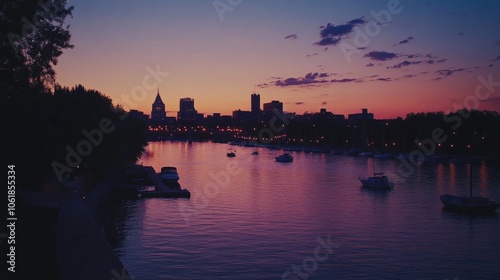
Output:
top-left (16, 171), bottom-right (132, 280)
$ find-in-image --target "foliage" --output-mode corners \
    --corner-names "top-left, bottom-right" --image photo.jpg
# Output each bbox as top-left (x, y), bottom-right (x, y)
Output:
top-left (0, 0), bottom-right (74, 95)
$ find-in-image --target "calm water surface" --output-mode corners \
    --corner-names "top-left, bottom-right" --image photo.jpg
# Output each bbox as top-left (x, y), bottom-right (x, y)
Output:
top-left (106, 141), bottom-right (500, 279)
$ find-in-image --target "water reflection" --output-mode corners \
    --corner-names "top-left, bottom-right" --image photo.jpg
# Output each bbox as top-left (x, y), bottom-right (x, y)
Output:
top-left (109, 142), bottom-right (500, 279)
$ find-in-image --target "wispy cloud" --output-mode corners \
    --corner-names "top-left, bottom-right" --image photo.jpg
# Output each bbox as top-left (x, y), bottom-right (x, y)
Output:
top-left (375, 77), bottom-right (392, 81)
top-left (295, 102), bottom-right (305, 105)
top-left (275, 72), bottom-right (331, 87)
top-left (402, 74), bottom-right (416, 79)
top-left (388, 60), bottom-right (421, 68)
top-left (260, 72), bottom-right (359, 88)
top-left (394, 36), bottom-right (414, 46)
top-left (492, 55), bottom-right (500, 62)
top-left (387, 58), bottom-right (446, 69)
top-left (314, 17), bottom-right (365, 46)
top-left (284, 34), bottom-right (297, 40)
top-left (321, 101), bottom-right (328, 105)
top-left (331, 78), bottom-right (358, 83)
top-left (364, 51), bottom-right (399, 61)
top-left (434, 68), bottom-right (465, 80)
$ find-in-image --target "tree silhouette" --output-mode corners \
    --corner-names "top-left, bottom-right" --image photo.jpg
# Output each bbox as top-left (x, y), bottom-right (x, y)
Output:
top-left (0, 0), bottom-right (73, 95)
top-left (2, 2), bottom-right (148, 190)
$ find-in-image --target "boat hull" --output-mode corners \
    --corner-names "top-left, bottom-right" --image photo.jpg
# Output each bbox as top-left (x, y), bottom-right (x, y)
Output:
top-left (139, 189), bottom-right (191, 198)
top-left (359, 178), bottom-right (394, 190)
top-left (440, 195), bottom-right (500, 213)
top-left (160, 174), bottom-right (179, 181)
top-left (275, 155), bottom-right (293, 162)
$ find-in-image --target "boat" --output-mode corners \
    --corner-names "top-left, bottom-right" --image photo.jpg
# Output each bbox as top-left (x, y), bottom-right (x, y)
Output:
top-left (359, 172), bottom-right (395, 190)
top-left (448, 156), bottom-right (468, 164)
top-left (159, 166), bottom-right (179, 182)
top-left (440, 164), bottom-right (500, 213)
top-left (122, 165), bottom-right (191, 199)
top-left (345, 148), bottom-right (360, 156)
top-left (359, 158), bottom-right (395, 190)
top-left (396, 153), bottom-right (410, 160)
top-left (360, 151), bottom-right (374, 157)
top-left (275, 153), bottom-right (293, 162)
top-left (374, 152), bottom-right (393, 159)
top-left (331, 149), bottom-right (345, 155)
top-left (226, 148), bottom-right (236, 157)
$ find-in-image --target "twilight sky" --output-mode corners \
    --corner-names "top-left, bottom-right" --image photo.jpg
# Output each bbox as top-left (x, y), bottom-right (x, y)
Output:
top-left (54, 0), bottom-right (500, 119)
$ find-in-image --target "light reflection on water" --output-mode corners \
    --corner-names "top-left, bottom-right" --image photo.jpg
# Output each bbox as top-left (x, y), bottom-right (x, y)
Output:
top-left (107, 141), bottom-right (500, 279)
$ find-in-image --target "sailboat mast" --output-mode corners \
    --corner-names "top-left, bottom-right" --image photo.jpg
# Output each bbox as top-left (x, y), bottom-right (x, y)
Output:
top-left (469, 163), bottom-right (473, 198)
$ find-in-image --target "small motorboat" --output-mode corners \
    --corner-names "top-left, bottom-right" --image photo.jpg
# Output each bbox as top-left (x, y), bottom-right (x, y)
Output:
top-left (227, 148), bottom-right (236, 157)
top-left (160, 166), bottom-right (179, 182)
top-left (373, 153), bottom-right (393, 159)
top-left (359, 173), bottom-right (395, 190)
top-left (275, 153), bottom-right (293, 162)
top-left (360, 151), bottom-right (374, 157)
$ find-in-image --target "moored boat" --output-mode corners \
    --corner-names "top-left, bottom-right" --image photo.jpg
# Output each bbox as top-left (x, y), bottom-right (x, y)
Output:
top-left (440, 163), bottom-right (499, 213)
top-left (440, 195), bottom-right (499, 213)
top-left (227, 148), bottom-right (236, 157)
top-left (359, 173), bottom-right (395, 190)
top-left (160, 166), bottom-right (179, 182)
top-left (276, 153), bottom-right (293, 162)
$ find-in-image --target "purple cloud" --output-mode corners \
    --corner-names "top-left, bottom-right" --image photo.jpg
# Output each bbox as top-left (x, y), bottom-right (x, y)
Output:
top-left (331, 78), bottom-right (358, 83)
top-left (364, 51), bottom-right (398, 61)
top-left (315, 17), bottom-right (365, 46)
top-left (387, 58), bottom-right (446, 69)
top-left (260, 72), bottom-right (359, 88)
top-left (394, 36), bottom-right (414, 46)
top-left (388, 60), bottom-right (420, 69)
top-left (434, 68), bottom-right (465, 79)
top-left (376, 77), bottom-right (392, 81)
top-left (315, 37), bottom-right (341, 46)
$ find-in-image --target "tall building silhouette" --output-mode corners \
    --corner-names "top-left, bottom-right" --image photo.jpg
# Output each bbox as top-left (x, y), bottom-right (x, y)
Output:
top-left (348, 108), bottom-right (374, 121)
top-left (178, 98), bottom-right (198, 121)
top-left (151, 89), bottom-right (166, 123)
top-left (251, 93), bottom-right (260, 114)
top-left (263, 100), bottom-right (283, 113)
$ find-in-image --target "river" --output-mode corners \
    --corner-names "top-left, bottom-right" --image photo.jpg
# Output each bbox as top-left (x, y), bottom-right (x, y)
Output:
top-left (104, 141), bottom-right (500, 279)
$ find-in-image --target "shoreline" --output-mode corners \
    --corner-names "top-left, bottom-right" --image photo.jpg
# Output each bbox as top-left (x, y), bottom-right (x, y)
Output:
top-left (17, 170), bottom-right (132, 280)
top-left (145, 138), bottom-right (500, 163)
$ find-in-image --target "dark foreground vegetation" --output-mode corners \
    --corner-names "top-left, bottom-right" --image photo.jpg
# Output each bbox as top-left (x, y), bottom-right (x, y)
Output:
top-left (1, 1), bottom-right (146, 278)
top-left (2, 0), bottom-right (148, 191)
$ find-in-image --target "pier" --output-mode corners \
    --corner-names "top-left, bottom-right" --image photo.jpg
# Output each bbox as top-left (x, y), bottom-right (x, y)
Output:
top-left (122, 165), bottom-right (191, 198)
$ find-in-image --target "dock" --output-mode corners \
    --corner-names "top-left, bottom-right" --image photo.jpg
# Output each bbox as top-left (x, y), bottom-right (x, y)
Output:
top-left (122, 165), bottom-right (191, 198)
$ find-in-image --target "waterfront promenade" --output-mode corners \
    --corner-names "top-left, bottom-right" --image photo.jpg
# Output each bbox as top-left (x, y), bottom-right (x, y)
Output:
top-left (18, 176), bottom-right (131, 280)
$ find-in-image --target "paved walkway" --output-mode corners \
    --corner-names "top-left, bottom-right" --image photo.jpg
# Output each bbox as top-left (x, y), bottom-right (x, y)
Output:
top-left (20, 180), bottom-right (132, 280)
top-left (56, 192), bottom-right (131, 280)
